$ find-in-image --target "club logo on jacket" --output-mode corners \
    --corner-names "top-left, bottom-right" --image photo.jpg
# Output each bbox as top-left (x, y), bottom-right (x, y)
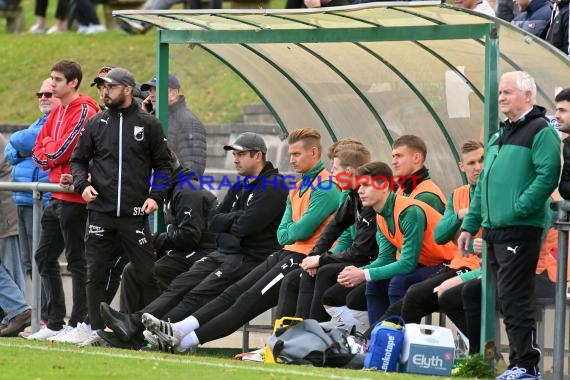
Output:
top-left (134, 126), bottom-right (144, 141)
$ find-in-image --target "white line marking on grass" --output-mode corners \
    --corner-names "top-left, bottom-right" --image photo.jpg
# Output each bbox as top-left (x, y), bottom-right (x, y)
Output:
top-left (0, 342), bottom-right (371, 380)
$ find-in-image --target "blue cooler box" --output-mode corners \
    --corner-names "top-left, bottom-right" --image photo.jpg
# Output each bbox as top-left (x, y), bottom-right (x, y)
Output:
top-left (399, 324), bottom-right (455, 376)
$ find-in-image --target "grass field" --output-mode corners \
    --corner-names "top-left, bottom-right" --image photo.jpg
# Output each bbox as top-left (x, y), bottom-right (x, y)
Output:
top-left (0, 338), bottom-right (425, 380)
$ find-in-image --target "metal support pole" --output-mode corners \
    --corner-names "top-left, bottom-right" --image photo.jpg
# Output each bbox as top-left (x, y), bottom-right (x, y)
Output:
top-left (553, 201), bottom-right (570, 380)
top-left (31, 188), bottom-right (43, 333)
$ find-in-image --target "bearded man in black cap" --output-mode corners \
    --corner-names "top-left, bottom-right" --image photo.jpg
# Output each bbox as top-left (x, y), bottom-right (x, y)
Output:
top-left (70, 67), bottom-right (173, 346)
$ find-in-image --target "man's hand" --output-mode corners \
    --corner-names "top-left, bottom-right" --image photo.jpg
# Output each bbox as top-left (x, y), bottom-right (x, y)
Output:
top-left (473, 237), bottom-right (483, 255)
top-left (337, 265), bottom-right (365, 288)
top-left (301, 256), bottom-right (320, 271)
top-left (82, 185), bottom-right (98, 203)
top-left (457, 231), bottom-right (472, 257)
top-left (59, 173), bottom-right (74, 190)
top-left (141, 198), bottom-right (158, 214)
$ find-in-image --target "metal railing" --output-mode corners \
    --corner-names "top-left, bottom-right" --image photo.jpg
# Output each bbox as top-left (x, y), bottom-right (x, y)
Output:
top-left (0, 181), bottom-right (74, 333)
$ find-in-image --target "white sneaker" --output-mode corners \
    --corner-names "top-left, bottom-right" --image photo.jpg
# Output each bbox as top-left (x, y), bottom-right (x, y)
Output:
top-left (27, 326), bottom-right (66, 340)
top-left (46, 25), bottom-right (65, 34)
top-left (47, 325), bottom-right (74, 342)
top-left (29, 24), bottom-right (46, 34)
top-left (76, 24), bottom-right (90, 34)
top-left (84, 24), bottom-right (106, 34)
top-left (54, 323), bottom-right (93, 344)
top-left (78, 331), bottom-right (110, 347)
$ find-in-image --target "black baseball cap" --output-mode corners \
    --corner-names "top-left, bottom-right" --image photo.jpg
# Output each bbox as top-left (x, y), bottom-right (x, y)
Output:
top-left (223, 132), bottom-right (267, 153)
top-left (93, 68), bottom-right (136, 88)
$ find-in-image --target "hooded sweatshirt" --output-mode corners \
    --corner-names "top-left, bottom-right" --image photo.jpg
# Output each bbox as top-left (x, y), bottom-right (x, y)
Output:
top-left (32, 93), bottom-right (99, 204)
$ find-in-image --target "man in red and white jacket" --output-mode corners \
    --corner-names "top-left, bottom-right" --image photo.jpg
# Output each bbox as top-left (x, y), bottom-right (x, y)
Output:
top-left (28, 60), bottom-right (99, 342)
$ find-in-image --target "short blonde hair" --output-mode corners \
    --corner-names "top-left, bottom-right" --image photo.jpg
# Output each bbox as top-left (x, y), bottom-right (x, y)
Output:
top-left (288, 128), bottom-right (322, 156)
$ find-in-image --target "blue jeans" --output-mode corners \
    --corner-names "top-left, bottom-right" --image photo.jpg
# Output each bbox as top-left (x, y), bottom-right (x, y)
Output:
top-left (0, 263), bottom-right (29, 325)
top-left (17, 206), bottom-right (33, 277)
top-left (365, 263), bottom-right (445, 324)
top-left (0, 235), bottom-right (26, 297)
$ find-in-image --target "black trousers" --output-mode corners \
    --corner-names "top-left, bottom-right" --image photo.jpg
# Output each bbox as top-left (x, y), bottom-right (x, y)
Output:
top-left (136, 251), bottom-right (262, 322)
top-left (276, 263), bottom-right (360, 322)
top-left (85, 211), bottom-right (160, 330)
top-left (488, 238), bottom-right (542, 369)
top-left (194, 250), bottom-right (305, 344)
top-left (35, 199), bottom-right (87, 330)
top-left (119, 249), bottom-right (212, 313)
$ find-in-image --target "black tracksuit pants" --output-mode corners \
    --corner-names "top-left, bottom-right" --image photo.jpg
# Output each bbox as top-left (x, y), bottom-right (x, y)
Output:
top-left (35, 199), bottom-right (87, 330)
top-left (193, 250), bottom-right (305, 345)
top-left (276, 263), bottom-right (358, 322)
top-left (85, 211), bottom-right (160, 330)
top-left (120, 249), bottom-right (212, 313)
top-left (136, 251), bottom-right (262, 322)
top-left (487, 238), bottom-right (542, 370)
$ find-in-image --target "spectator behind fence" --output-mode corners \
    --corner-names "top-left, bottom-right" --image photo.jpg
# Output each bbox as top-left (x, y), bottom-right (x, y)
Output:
top-left (4, 79), bottom-right (56, 293)
top-left (392, 135), bottom-right (447, 214)
top-left (545, 0), bottom-right (569, 56)
top-left (97, 133), bottom-right (287, 348)
top-left (458, 71), bottom-right (561, 380)
top-left (0, 262), bottom-right (31, 337)
top-left (0, 133), bottom-right (25, 297)
top-left (27, 60), bottom-right (99, 342)
top-left (557, 88), bottom-right (570, 199)
top-left (140, 74), bottom-right (207, 177)
top-left (374, 140), bottom-right (484, 330)
top-left (511, 0), bottom-right (552, 37)
top-left (453, 0), bottom-right (496, 16)
top-left (140, 128), bottom-right (342, 353)
top-left (69, 67), bottom-right (173, 346)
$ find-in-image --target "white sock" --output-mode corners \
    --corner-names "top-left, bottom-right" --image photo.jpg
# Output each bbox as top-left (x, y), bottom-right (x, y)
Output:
top-left (325, 306), bottom-right (359, 326)
top-left (178, 331), bottom-right (200, 350)
top-left (173, 315), bottom-right (200, 337)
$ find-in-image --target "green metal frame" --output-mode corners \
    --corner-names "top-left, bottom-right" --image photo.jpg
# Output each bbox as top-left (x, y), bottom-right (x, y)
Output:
top-left (127, 6), bottom-right (500, 357)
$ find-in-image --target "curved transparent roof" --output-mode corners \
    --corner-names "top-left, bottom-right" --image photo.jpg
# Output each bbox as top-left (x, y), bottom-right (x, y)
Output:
top-left (115, 2), bottom-right (569, 194)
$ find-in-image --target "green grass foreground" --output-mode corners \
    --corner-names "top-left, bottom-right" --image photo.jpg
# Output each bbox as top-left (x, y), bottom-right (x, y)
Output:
top-left (0, 338), bottom-right (434, 380)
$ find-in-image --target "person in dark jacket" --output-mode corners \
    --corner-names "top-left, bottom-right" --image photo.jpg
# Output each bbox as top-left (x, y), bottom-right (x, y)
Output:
top-left (119, 157), bottom-right (219, 314)
top-left (546, 0), bottom-right (569, 56)
top-left (458, 71), bottom-right (561, 380)
top-left (98, 132), bottom-right (288, 347)
top-left (276, 141), bottom-right (376, 333)
top-left (141, 74), bottom-right (207, 177)
top-left (512, 0), bottom-right (552, 37)
top-left (69, 67), bottom-right (173, 346)
top-left (556, 88), bottom-right (570, 199)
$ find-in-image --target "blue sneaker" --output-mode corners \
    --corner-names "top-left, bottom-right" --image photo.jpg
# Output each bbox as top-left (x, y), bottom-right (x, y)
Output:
top-left (496, 366), bottom-right (540, 380)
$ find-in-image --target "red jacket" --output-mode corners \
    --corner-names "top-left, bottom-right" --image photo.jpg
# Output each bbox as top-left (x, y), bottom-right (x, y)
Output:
top-left (32, 94), bottom-right (98, 204)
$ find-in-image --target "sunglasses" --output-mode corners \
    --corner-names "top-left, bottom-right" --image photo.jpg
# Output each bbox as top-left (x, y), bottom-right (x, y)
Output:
top-left (36, 92), bottom-right (54, 99)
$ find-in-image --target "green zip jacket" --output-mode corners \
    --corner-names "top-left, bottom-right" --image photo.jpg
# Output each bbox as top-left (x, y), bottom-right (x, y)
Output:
top-left (277, 162), bottom-right (342, 246)
top-left (363, 192), bottom-right (426, 281)
top-left (462, 106), bottom-right (561, 233)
